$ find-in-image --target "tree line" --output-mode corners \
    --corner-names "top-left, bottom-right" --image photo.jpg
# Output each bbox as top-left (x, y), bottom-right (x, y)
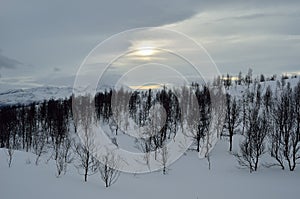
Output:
top-left (1, 74), bottom-right (300, 186)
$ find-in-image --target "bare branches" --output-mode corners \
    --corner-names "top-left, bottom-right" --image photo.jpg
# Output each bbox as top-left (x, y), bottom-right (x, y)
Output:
top-left (270, 82), bottom-right (300, 171)
top-left (6, 147), bottom-right (14, 168)
top-left (33, 131), bottom-right (47, 165)
top-left (73, 95), bottom-right (99, 182)
top-left (56, 137), bottom-right (74, 177)
top-left (234, 84), bottom-right (268, 172)
top-left (74, 141), bottom-right (98, 182)
top-left (98, 151), bottom-right (121, 187)
top-left (224, 94), bottom-right (241, 152)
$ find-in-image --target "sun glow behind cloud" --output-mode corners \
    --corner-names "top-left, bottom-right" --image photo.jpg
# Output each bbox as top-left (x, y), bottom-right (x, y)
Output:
top-left (126, 47), bottom-right (159, 61)
top-left (129, 83), bottom-right (163, 90)
top-left (136, 47), bottom-right (157, 56)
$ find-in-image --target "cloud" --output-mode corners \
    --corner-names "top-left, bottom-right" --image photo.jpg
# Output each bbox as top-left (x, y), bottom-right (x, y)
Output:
top-left (164, 2), bottom-right (300, 75)
top-left (1, 0), bottom-right (300, 88)
top-left (0, 51), bottom-right (22, 69)
top-left (0, 0), bottom-right (207, 85)
top-left (0, 76), bottom-right (43, 91)
top-left (53, 67), bottom-right (61, 72)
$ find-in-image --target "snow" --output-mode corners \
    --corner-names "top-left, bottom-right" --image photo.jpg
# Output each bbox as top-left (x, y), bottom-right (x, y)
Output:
top-left (1, 140), bottom-right (299, 199)
top-left (1, 76), bottom-right (299, 107)
top-left (227, 77), bottom-right (300, 98)
top-left (1, 77), bottom-right (300, 198)
top-left (0, 86), bottom-right (73, 106)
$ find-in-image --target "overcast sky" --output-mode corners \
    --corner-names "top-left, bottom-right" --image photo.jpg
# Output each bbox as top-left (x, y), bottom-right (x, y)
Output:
top-left (0, 0), bottom-right (300, 90)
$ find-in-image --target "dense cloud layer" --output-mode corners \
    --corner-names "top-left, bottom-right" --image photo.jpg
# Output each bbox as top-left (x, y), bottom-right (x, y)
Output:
top-left (0, 0), bottom-right (300, 89)
top-left (0, 51), bottom-right (22, 69)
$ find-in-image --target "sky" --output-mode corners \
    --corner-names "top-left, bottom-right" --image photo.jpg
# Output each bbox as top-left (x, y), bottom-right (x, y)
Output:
top-left (0, 0), bottom-right (300, 90)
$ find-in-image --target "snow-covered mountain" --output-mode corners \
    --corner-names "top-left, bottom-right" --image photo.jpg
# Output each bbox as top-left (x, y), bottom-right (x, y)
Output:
top-left (0, 76), bottom-right (299, 107)
top-left (0, 83), bottom-right (133, 106)
top-left (0, 86), bottom-right (73, 106)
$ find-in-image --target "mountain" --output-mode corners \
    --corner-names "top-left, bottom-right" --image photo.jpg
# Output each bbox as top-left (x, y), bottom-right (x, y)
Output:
top-left (0, 76), bottom-right (299, 107)
top-left (0, 86), bottom-right (73, 106)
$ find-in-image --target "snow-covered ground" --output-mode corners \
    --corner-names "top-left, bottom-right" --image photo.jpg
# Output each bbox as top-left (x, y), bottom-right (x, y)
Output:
top-left (1, 140), bottom-right (299, 199)
top-left (1, 77), bottom-right (300, 199)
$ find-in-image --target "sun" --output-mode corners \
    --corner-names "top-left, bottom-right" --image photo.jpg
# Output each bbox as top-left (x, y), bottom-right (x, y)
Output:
top-left (137, 47), bottom-right (156, 56)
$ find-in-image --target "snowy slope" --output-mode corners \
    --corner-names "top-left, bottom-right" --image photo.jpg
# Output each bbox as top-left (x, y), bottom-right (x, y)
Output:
top-left (0, 140), bottom-right (299, 199)
top-left (0, 84), bottom-right (130, 106)
top-left (0, 86), bottom-right (73, 106)
top-left (227, 76), bottom-right (300, 98)
top-left (1, 77), bottom-right (299, 107)
top-left (1, 77), bottom-right (300, 199)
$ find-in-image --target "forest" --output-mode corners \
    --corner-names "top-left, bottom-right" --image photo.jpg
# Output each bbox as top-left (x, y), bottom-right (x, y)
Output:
top-left (1, 72), bottom-right (300, 187)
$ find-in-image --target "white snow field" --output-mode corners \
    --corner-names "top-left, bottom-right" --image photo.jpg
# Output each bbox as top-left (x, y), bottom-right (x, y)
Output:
top-left (1, 139), bottom-right (299, 199)
top-left (0, 86), bottom-right (73, 106)
top-left (1, 77), bottom-right (300, 199)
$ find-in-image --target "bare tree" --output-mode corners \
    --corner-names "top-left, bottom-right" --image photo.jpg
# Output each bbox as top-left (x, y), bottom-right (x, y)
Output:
top-left (56, 137), bottom-right (74, 177)
top-left (98, 151), bottom-right (121, 187)
top-left (235, 112), bottom-right (268, 172)
top-left (269, 132), bottom-right (285, 169)
top-left (270, 82), bottom-right (300, 171)
top-left (56, 148), bottom-right (65, 177)
top-left (135, 137), bottom-right (151, 169)
top-left (62, 136), bottom-right (74, 171)
top-left (185, 85), bottom-right (211, 153)
top-left (158, 146), bottom-right (169, 175)
top-left (73, 95), bottom-right (99, 182)
top-left (263, 85), bottom-right (273, 114)
top-left (235, 84), bottom-right (267, 172)
top-left (211, 85), bottom-right (226, 138)
top-left (74, 141), bottom-right (98, 182)
top-left (33, 131), bottom-right (47, 165)
top-left (224, 94), bottom-right (240, 151)
top-left (6, 147), bottom-right (14, 168)
top-left (111, 88), bottom-right (130, 135)
top-left (291, 81), bottom-right (300, 169)
top-left (245, 68), bottom-right (253, 87)
top-left (143, 103), bottom-right (167, 160)
top-left (201, 121), bottom-right (218, 170)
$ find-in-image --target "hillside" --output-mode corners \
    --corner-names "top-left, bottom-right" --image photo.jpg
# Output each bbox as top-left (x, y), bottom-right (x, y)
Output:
top-left (1, 139), bottom-right (299, 199)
